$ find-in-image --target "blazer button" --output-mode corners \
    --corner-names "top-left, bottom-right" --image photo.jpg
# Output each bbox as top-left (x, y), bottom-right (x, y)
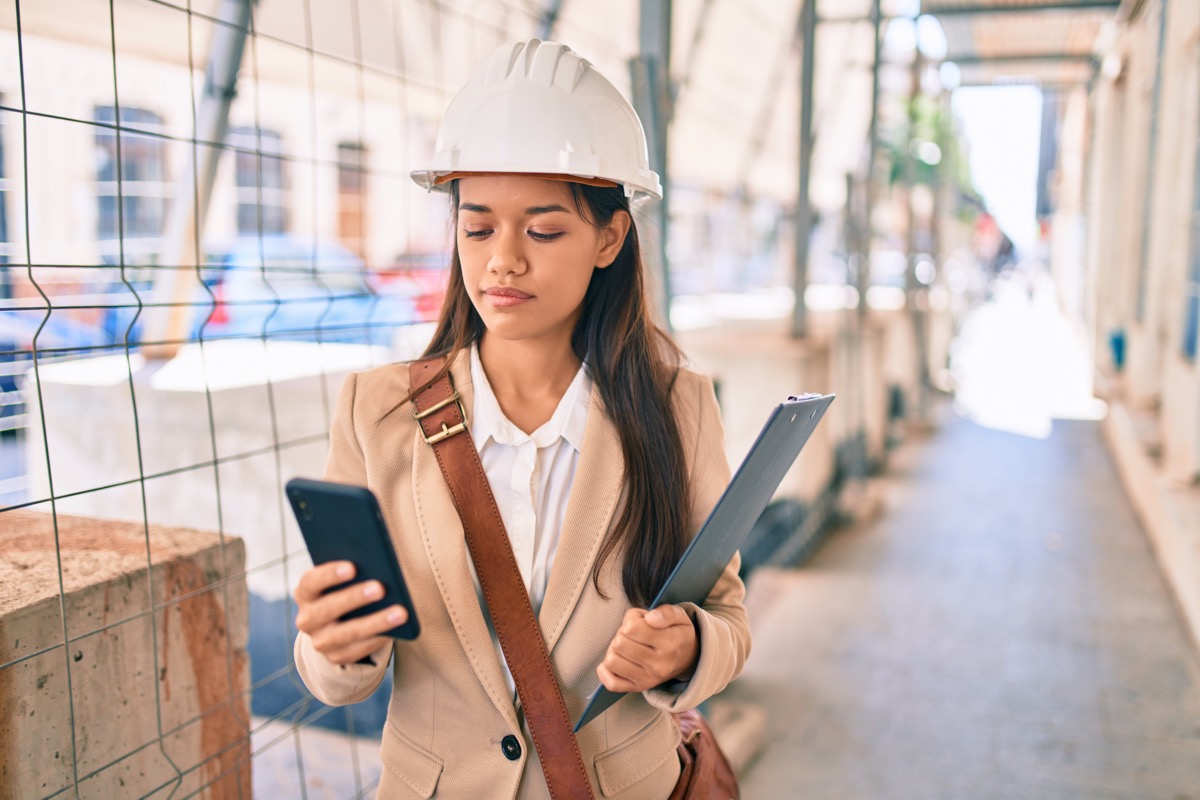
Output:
top-left (501, 734), bottom-right (522, 761)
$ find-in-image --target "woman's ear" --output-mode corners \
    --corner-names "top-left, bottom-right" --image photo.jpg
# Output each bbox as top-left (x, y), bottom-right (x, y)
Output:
top-left (595, 210), bottom-right (632, 268)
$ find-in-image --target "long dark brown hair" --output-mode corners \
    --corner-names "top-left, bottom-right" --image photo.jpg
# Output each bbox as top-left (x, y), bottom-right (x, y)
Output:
top-left (416, 180), bottom-right (690, 607)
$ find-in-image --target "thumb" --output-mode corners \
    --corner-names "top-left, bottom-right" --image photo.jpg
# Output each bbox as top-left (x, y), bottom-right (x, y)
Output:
top-left (644, 605), bottom-right (689, 629)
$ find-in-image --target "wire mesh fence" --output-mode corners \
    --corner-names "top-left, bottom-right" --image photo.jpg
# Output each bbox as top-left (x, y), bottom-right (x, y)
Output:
top-left (0, 0), bottom-right (841, 797)
top-left (0, 1), bottom-right (593, 797)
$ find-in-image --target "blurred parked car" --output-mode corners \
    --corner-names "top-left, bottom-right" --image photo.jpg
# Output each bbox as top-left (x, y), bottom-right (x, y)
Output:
top-left (0, 235), bottom-right (420, 413)
top-left (196, 235), bottom-right (419, 345)
top-left (0, 308), bottom-right (118, 427)
top-left (368, 253), bottom-right (449, 323)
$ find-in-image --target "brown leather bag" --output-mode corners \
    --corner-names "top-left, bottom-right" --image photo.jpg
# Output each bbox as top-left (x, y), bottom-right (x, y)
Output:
top-left (669, 709), bottom-right (740, 800)
top-left (411, 358), bottom-right (739, 800)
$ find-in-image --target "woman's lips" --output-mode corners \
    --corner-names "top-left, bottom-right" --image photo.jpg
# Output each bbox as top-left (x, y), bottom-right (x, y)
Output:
top-left (483, 287), bottom-right (533, 307)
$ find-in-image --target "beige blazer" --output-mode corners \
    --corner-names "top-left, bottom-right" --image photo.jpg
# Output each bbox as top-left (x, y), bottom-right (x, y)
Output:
top-left (294, 351), bottom-right (751, 800)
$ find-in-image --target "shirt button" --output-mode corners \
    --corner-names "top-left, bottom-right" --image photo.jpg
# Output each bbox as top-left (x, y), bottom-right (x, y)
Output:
top-left (501, 734), bottom-right (522, 761)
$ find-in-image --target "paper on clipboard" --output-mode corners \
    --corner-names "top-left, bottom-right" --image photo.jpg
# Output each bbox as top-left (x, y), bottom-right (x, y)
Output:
top-left (573, 392), bottom-right (835, 732)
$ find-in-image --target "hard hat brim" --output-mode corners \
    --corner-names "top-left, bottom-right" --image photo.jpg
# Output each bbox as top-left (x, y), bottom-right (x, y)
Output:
top-left (431, 171), bottom-right (620, 191)
top-left (412, 169), bottom-right (661, 200)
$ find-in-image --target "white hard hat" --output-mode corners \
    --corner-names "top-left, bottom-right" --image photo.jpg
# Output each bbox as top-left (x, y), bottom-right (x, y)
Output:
top-left (411, 39), bottom-right (662, 200)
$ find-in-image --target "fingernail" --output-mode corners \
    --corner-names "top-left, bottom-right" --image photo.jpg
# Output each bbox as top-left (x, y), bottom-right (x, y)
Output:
top-left (387, 609), bottom-right (405, 624)
top-left (363, 582), bottom-right (382, 598)
top-left (336, 563), bottom-right (353, 579)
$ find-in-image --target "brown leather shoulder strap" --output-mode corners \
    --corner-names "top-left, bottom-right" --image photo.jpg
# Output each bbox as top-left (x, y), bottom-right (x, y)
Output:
top-left (409, 357), bottom-right (595, 800)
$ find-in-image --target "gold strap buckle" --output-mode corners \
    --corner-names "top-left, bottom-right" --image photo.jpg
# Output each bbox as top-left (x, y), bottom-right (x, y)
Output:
top-left (415, 391), bottom-right (469, 445)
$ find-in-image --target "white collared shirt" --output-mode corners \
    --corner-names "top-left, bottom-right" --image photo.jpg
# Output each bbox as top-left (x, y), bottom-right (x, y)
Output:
top-left (469, 345), bottom-right (592, 694)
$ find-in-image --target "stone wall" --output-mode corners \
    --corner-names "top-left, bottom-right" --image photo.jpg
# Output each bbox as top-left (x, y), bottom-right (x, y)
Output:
top-left (0, 510), bottom-right (249, 799)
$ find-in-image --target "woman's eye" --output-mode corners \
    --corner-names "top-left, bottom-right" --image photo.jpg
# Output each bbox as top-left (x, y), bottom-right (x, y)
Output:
top-left (463, 229), bottom-right (491, 239)
top-left (529, 231), bottom-right (564, 242)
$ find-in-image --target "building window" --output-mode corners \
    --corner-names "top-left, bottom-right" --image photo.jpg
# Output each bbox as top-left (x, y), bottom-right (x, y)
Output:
top-left (94, 106), bottom-right (167, 265)
top-left (229, 127), bottom-right (288, 236)
top-left (337, 141), bottom-right (367, 259)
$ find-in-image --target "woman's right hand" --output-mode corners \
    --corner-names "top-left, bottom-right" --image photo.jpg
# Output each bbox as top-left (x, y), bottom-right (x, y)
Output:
top-left (293, 561), bottom-right (409, 666)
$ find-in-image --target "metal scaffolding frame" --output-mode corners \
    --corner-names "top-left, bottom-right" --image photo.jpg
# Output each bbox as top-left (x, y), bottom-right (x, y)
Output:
top-left (631, 0), bottom-right (674, 327)
top-left (791, 0), bottom-right (817, 339)
top-left (537, 0), bottom-right (567, 40)
top-left (923, 0), bottom-right (1120, 14)
top-left (141, 0), bottom-right (254, 358)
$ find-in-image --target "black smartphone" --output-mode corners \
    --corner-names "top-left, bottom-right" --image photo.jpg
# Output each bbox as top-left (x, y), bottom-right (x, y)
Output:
top-left (285, 477), bottom-right (420, 640)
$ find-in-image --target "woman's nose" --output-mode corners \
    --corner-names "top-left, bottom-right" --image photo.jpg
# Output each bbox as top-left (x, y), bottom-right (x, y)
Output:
top-left (487, 231), bottom-right (527, 275)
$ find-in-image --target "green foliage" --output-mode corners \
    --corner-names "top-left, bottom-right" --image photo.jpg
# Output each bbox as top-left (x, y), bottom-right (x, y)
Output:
top-left (884, 93), bottom-right (979, 223)
top-left (886, 94), bottom-right (973, 191)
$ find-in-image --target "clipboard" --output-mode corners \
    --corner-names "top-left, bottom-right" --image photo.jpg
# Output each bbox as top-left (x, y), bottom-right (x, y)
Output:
top-left (573, 391), bottom-right (835, 732)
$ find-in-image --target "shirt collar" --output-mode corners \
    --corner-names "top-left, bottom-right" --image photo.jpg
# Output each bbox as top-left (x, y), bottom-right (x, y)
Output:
top-left (469, 344), bottom-right (591, 452)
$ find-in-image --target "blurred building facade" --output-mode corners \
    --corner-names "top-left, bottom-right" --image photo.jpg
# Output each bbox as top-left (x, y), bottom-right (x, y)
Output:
top-left (1066, 0), bottom-right (1200, 482)
top-left (1044, 0), bottom-right (1200, 656)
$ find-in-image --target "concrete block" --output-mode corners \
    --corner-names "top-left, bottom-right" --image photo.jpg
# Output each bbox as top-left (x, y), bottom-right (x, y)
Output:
top-left (678, 317), bottom-right (836, 503)
top-left (0, 510), bottom-right (250, 799)
top-left (22, 340), bottom-right (387, 600)
top-left (677, 309), bottom-right (902, 503)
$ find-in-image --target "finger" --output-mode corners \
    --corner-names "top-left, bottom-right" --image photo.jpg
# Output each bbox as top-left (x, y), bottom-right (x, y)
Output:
top-left (616, 616), bottom-right (671, 649)
top-left (644, 604), bottom-right (691, 629)
top-left (323, 635), bottom-right (393, 666)
top-left (602, 646), bottom-right (657, 689)
top-left (596, 661), bottom-right (639, 693)
top-left (614, 626), bottom-right (697, 683)
top-left (295, 561), bottom-right (355, 603)
top-left (608, 632), bottom-right (658, 665)
top-left (296, 579), bottom-right (387, 633)
top-left (311, 603), bottom-right (407, 654)
top-left (618, 608), bottom-right (648, 629)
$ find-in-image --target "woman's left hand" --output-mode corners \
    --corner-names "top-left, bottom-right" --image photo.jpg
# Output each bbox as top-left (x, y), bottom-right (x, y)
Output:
top-left (597, 605), bottom-right (699, 693)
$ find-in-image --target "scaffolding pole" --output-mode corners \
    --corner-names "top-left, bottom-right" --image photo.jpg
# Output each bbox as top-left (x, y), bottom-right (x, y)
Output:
top-left (142, 0), bottom-right (253, 359)
top-left (861, 0), bottom-right (881, 322)
top-left (792, 0), bottom-right (817, 339)
top-left (537, 0), bottom-right (567, 41)
top-left (631, 0), bottom-right (673, 329)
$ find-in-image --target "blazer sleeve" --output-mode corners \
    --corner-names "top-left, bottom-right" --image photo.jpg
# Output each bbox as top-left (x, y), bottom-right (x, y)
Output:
top-left (293, 372), bottom-right (393, 706)
top-left (643, 372), bottom-right (751, 713)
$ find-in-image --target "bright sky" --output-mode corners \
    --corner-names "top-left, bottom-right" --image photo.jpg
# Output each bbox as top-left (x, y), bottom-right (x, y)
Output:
top-left (951, 86), bottom-right (1044, 253)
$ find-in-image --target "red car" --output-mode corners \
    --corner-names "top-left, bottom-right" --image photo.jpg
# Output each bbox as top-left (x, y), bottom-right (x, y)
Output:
top-left (369, 254), bottom-right (449, 323)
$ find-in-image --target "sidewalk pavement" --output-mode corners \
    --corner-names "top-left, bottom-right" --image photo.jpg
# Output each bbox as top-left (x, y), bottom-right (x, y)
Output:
top-left (721, 405), bottom-right (1200, 799)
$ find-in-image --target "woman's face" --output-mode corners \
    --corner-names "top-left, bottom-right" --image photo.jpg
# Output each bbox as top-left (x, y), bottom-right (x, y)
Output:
top-left (456, 175), bottom-right (629, 349)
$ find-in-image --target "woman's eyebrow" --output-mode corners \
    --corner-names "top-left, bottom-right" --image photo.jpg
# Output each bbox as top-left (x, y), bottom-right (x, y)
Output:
top-left (458, 202), bottom-right (570, 216)
top-left (525, 204), bottom-right (570, 215)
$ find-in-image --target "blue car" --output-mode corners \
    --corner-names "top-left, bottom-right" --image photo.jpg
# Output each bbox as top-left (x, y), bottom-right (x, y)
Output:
top-left (0, 307), bottom-right (121, 427)
top-left (196, 235), bottom-right (418, 346)
top-left (0, 236), bottom-right (415, 425)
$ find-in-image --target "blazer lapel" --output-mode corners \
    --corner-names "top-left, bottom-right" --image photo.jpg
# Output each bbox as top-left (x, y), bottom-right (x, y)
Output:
top-left (409, 354), bottom-right (521, 730)
top-left (538, 384), bottom-right (625, 652)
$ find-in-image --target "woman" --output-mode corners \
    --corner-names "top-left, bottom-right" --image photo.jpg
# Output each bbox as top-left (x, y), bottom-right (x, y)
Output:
top-left (293, 38), bottom-right (750, 800)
